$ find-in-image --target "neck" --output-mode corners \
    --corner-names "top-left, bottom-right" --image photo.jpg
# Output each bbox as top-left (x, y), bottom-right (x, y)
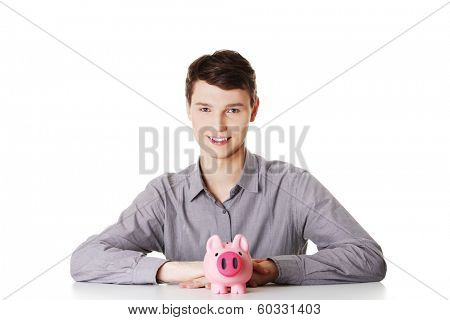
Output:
top-left (199, 145), bottom-right (246, 188)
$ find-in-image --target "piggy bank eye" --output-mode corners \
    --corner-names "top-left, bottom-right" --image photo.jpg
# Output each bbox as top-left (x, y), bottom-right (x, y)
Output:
top-left (215, 253), bottom-right (218, 256)
top-left (238, 251), bottom-right (242, 256)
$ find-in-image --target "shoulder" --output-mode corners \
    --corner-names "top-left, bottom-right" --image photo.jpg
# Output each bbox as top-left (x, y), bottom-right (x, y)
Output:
top-left (254, 153), bottom-right (309, 188)
top-left (255, 154), bottom-right (330, 209)
top-left (135, 163), bottom-right (195, 210)
top-left (147, 163), bottom-right (193, 191)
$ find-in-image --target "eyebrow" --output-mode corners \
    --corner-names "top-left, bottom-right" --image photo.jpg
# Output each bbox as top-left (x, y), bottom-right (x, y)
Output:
top-left (193, 102), bottom-right (245, 108)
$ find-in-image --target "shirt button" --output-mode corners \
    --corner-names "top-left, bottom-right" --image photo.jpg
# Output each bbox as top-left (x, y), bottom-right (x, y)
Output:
top-left (222, 209), bottom-right (227, 214)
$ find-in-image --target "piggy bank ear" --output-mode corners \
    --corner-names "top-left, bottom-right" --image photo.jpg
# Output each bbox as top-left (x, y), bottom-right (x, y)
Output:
top-left (206, 234), bottom-right (224, 254)
top-left (232, 234), bottom-right (249, 253)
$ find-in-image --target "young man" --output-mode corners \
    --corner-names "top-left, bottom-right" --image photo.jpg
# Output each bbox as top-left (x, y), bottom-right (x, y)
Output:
top-left (70, 50), bottom-right (386, 289)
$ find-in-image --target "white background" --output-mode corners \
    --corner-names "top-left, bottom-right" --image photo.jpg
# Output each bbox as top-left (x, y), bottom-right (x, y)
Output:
top-left (0, 0), bottom-right (449, 310)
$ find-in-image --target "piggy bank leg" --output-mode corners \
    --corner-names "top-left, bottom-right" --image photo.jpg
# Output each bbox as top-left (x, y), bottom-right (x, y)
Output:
top-left (211, 283), bottom-right (229, 294)
top-left (230, 283), bottom-right (247, 294)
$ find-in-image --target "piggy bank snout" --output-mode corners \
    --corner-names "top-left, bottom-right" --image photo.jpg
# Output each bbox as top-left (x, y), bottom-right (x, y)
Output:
top-left (216, 251), bottom-right (243, 277)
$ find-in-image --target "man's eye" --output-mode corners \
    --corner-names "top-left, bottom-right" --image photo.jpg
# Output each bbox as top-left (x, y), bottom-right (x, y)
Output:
top-left (227, 108), bottom-right (239, 113)
top-left (200, 107), bottom-right (210, 112)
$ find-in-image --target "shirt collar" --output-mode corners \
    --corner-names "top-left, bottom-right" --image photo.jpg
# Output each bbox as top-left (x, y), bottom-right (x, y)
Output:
top-left (188, 147), bottom-right (259, 202)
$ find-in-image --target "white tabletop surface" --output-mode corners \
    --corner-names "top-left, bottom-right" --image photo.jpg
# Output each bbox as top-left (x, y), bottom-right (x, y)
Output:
top-left (2, 259), bottom-right (446, 300)
top-left (69, 281), bottom-right (387, 300)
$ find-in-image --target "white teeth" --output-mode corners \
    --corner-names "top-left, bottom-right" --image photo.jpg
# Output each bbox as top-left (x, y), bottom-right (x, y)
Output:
top-left (211, 136), bottom-right (227, 142)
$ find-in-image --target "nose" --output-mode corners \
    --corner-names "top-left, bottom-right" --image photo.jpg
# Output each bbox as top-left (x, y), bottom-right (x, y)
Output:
top-left (211, 113), bottom-right (227, 133)
top-left (217, 251), bottom-right (242, 277)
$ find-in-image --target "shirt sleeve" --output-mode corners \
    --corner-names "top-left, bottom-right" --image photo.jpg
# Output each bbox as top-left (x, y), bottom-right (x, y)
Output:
top-left (267, 169), bottom-right (387, 285)
top-left (70, 177), bottom-right (171, 285)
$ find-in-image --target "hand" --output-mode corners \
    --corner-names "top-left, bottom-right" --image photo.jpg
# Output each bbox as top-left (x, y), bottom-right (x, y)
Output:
top-left (157, 261), bottom-right (204, 284)
top-left (179, 276), bottom-right (211, 289)
top-left (179, 258), bottom-right (279, 289)
top-left (246, 258), bottom-right (279, 288)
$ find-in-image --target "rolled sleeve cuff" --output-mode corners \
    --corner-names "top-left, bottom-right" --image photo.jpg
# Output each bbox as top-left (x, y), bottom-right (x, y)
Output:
top-left (133, 256), bottom-right (171, 285)
top-left (267, 255), bottom-right (305, 285)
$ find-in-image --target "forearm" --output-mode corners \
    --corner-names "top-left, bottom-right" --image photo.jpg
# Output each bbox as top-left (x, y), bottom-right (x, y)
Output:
top-left (269, 239), bottom-right (386, 285)
top-left (156, 261), bottom-right (204, 284)
top-left (283, 169), bottom-right (387, 286)
top-left (70, 234), bottom-right (169, 285)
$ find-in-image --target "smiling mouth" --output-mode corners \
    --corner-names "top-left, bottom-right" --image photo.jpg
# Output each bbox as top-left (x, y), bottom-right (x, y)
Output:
top-left (207, 136), bottom-right (231, 145)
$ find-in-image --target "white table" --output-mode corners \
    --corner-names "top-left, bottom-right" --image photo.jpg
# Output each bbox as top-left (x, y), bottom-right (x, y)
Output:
top-left (3, 258), bottom-right (445, 300)
top-left (70, 281), bottom-right (386, 300)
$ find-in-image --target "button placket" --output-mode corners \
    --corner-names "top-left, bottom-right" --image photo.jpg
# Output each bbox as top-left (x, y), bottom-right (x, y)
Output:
top-left (214, 203), bottom-right (231, 242)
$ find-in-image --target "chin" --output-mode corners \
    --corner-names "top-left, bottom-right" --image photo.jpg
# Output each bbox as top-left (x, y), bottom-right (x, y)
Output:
top-left (201, 144), bottom-right (241, 159)
top-left (203, 149), bottom-right (232, 159)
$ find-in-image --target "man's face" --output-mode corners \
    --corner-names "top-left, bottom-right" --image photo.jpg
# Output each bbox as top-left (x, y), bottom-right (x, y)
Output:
top-left (186, 80), bottom-right (259, 160)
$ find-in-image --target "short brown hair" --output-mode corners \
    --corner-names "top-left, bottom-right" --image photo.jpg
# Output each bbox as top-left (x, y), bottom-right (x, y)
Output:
top-left (185, 49), bottom-right (257, 107)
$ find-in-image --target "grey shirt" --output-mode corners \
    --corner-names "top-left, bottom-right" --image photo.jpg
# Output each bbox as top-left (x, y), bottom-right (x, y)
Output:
top-left (70, 147), bottom-right (386, 285)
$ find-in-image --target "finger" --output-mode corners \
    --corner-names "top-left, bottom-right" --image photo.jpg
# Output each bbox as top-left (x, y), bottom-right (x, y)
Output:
top-left (252, 258), bottom-right (267, 262)
top-left (180, 276), bottom-right (208, 288)
top-left (195, 277), bottom-right (211, 288)
top-left (180, 280), bottom-right (202, 289)
top-left (253, 263), bottom-right (269, 274)
top-left (179, 283), bottom-right (191, 288)
top-left (179, 281), bottom-right (192, 288)
top-left (196, 277), bottom-right (210, 287)
top-left (253, 260), bottom-right (268, 267)
top-left (190, 281), bottom-right (204, 288)
top-left (247, 278), bottom-right (257, 287)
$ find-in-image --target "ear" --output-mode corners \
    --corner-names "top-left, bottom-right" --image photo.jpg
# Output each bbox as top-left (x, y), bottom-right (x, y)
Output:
top-left (232, 234), bottom-right (249, 253)
top-left (250, 96), bottom-right (259, 122)
top-left (186, 101), bottom-right (192, 121)
top-left (206, 234), bottom-right (223, 253)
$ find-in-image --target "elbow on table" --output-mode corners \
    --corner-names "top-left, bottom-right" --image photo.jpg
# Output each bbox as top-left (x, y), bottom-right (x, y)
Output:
top-left (70, 248), bottom-right (93, 282)
top-left (70, 252), bottom-right (84, 282)
top-left (366, 251), bottom-right (387, 283)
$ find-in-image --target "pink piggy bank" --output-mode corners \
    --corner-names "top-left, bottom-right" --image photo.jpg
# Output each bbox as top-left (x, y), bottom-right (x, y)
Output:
top-left (203, 234), bottom-right (253, 294)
